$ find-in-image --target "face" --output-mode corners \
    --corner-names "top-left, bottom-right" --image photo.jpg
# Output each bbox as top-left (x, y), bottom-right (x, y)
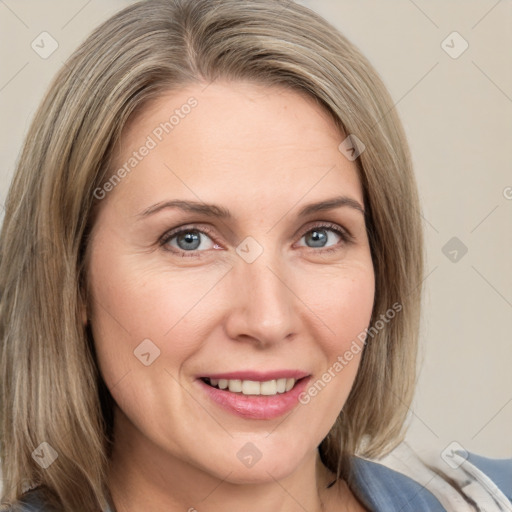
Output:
top-left (85, 81), bottom-right (375, 484)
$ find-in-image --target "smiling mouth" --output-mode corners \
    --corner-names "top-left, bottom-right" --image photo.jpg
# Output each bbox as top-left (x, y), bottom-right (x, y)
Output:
top-left (200, 377), bottom-right (305, 396)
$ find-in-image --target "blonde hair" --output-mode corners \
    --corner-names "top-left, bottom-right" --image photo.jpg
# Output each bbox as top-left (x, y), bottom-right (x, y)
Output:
top-left (0, 0), bottom-right (423, 509)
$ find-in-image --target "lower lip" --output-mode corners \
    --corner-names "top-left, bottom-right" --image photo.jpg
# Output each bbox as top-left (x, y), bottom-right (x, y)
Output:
top-left (196, 377), bottom-right (311, 420)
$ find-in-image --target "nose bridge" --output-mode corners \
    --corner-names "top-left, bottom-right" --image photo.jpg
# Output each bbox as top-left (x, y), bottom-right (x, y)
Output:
top-left (227, 242), bottom-right (298, 344)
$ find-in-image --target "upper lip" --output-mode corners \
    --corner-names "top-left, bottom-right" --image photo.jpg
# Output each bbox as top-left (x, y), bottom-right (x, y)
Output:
top-left (199, 370), bottom-right (310, 381)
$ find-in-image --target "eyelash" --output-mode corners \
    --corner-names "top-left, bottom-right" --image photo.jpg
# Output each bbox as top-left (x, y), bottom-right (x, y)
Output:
top-left (159, 222), bottom-right (354, 259)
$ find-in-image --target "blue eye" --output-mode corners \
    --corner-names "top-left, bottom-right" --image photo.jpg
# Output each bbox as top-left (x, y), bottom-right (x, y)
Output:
top-left (160, 226), bottom-right (218, 257)
top-left (301, 222), bottom-right (355, 253)
top-left (159, 222), bottom-right (353, 258)
top-left (298, 225), bottom-right (349, 252)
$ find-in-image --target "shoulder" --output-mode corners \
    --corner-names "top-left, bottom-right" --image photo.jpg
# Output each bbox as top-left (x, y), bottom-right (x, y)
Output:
top-left (349, 456), bottom-right (447, 511)
top-left (465, 452), bottom-right (512, 502)
top-left (349, 444), bottom-right (512, 512)
top-left (0, 487), bottom-right (60, 512)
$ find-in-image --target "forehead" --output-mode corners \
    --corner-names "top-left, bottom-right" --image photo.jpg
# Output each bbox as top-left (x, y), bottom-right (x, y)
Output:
top-left (103, 80), bottom-right (363, 217)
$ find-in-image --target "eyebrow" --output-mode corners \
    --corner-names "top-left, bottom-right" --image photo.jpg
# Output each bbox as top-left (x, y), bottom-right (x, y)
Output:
top-left (137, 195), bottom-right (365, 220)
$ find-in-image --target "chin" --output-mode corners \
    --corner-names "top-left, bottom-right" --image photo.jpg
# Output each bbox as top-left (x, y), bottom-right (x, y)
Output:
top-left (199, 445), bottom-right (310, 485)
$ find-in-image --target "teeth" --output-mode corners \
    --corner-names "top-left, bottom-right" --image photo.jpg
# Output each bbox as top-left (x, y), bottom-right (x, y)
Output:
top-left (260, 380), bottom-right (277, 395)
top-left (228, 379), bottom-right (242, 393)
top-left (242, 380), bottom-right (261, 395)
top-left (206, 377), bottom-right (298, 395)
top-left (285, 378), bottom-right (295, 392)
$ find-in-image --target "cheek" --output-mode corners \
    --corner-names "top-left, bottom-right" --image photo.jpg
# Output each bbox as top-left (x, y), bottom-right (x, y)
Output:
top-left (294, 274), bottom-right (373, 426)
top-left (86, 257), bottom-right (202, 432)
top-left (89, 244), bottom-right (375, 364)
top-left (288, 267), bottom-right (374, 449)
top-left (303, 262), bottom-right (375, 349)
top-left (87, 245), bottom-right (224, 387)
top-left (88, 221), bottom-right (374, 388)
top-left (335, 275), bottom-right (374, 345)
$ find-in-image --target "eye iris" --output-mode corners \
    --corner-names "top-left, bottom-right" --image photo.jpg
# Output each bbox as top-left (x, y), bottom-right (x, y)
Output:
top-left (177, 231), bottom-right (201, 250)
top-left (169, 226), bottom-right (338, 253)
top-left (307, 229), bottom-right (327, 248)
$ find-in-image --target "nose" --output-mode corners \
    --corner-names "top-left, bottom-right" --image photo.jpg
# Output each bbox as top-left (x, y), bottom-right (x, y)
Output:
top-left (223, 248), bottom-right (300, 348)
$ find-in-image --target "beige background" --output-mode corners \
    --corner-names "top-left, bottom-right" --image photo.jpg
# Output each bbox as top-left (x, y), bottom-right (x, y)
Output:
top-left (1, 0), bottom-right (511, 469)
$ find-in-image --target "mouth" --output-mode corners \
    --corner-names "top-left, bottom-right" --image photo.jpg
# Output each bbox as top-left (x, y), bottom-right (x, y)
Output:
top-left (200, 376), bottom-right (305, 396)
top-left (196, 372), bottom-right (311, 420)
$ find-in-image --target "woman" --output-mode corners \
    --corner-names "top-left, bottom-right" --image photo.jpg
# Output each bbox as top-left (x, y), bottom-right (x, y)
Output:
top-left (0, 0), bottom-right (510, 511)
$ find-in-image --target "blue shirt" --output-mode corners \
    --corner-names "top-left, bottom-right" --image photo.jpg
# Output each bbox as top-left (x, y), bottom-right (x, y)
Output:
top-left (8, 452), bottom-right (512, 511)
